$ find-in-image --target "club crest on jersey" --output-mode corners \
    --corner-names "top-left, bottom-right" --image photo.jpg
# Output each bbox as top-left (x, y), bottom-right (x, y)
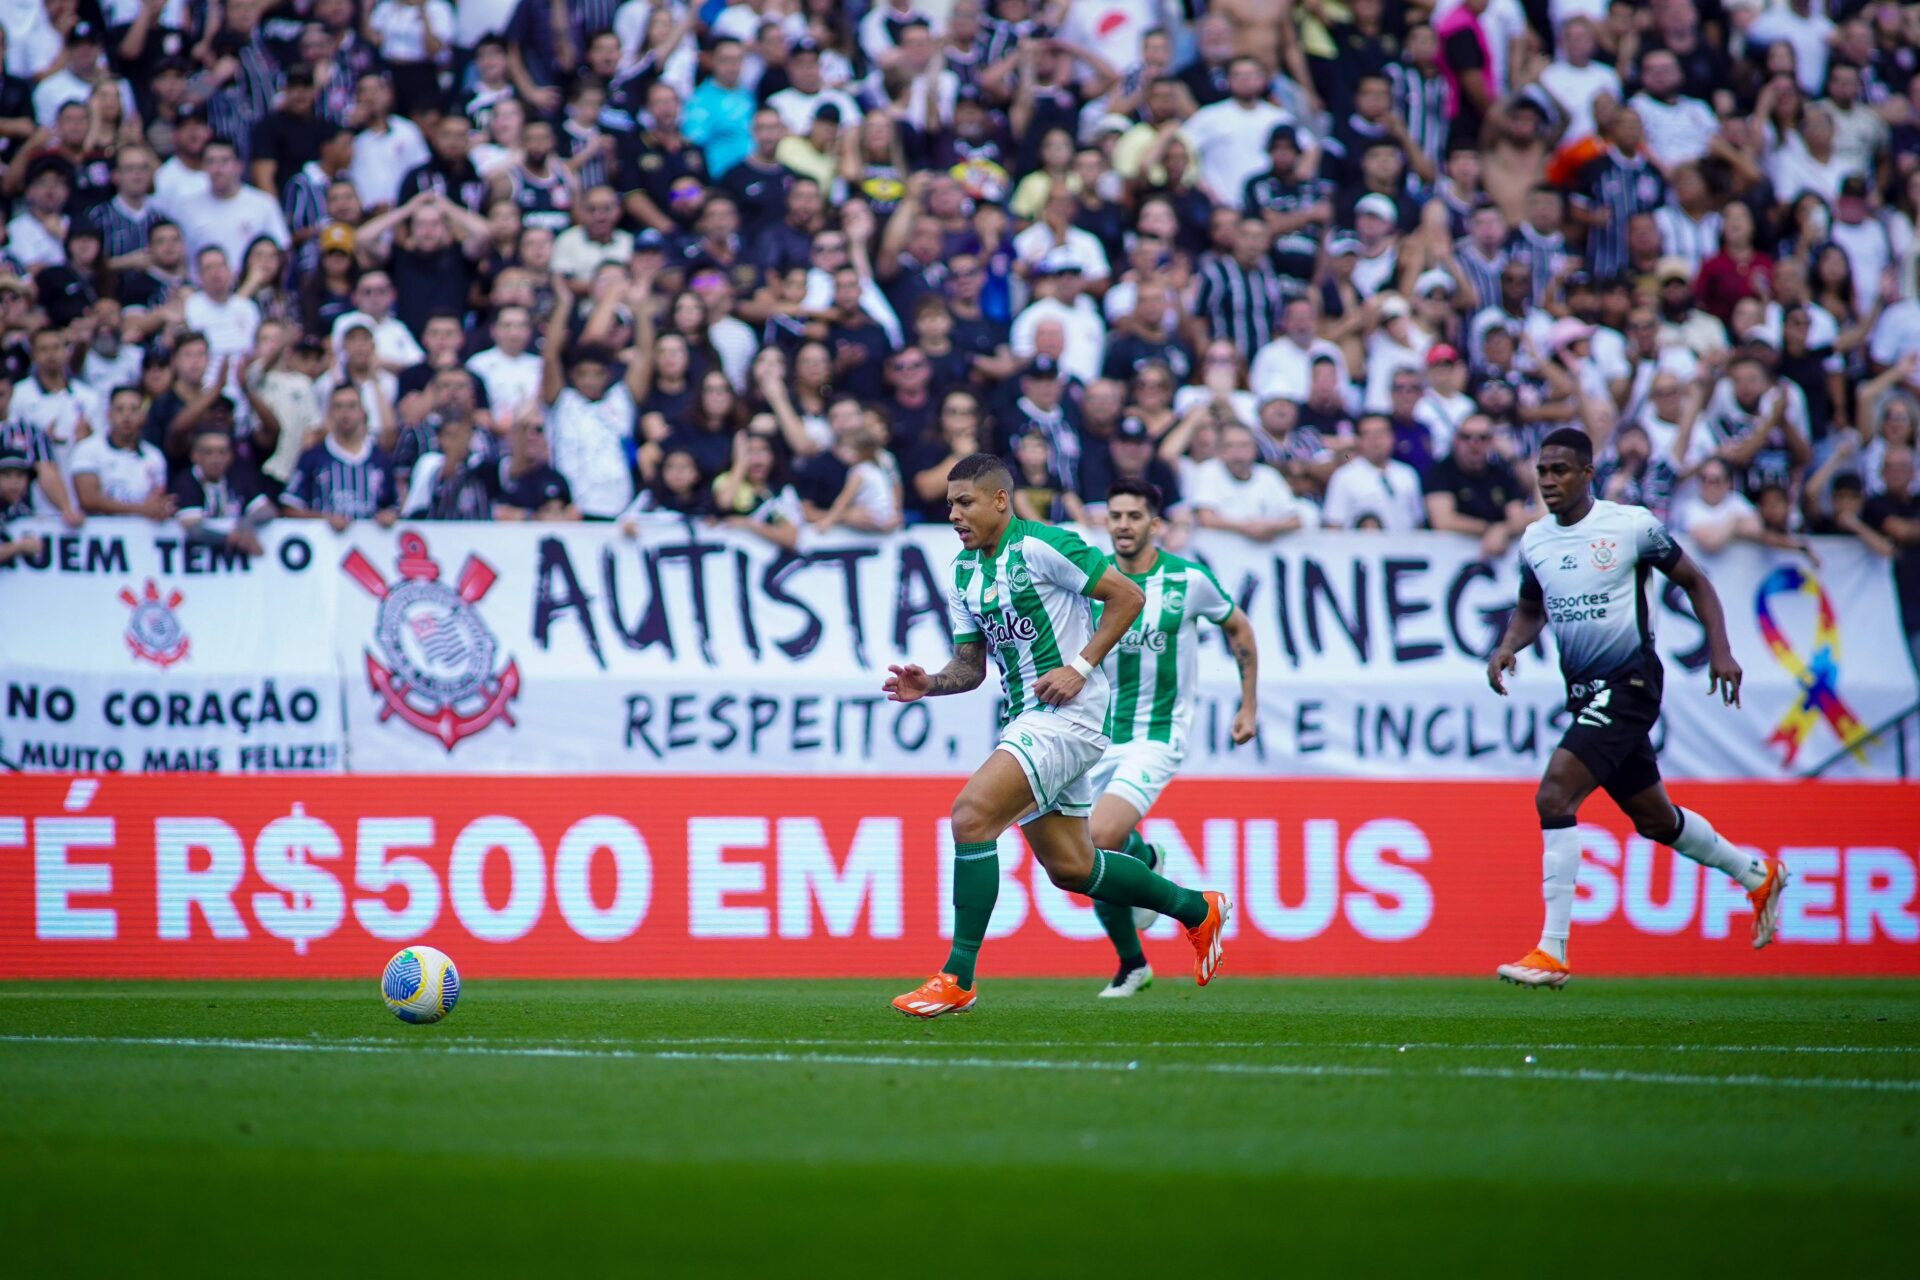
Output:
top-left (342, 533), bottom-right (520, 751)
top-left (1005, 558), bottom-right (1032, 592)
top-left (1162, 585), bottom-right (1186, 614)
top-left (980, 611), bottom-right (1039, 648)
top-left (119, 580), bottom-right (190, 668)
top-left (1589, 539), bottom-right (1619, 571)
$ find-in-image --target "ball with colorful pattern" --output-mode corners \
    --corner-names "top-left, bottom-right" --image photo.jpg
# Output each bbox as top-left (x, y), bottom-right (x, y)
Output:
top-left (381, 946), bottom-right (460, 1024)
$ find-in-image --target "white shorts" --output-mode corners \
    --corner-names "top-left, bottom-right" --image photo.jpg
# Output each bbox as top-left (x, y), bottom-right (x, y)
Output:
top-left (995, 709), bottom-right (1108, 823)
top-left (1087, 738), bottom-right (1184, 817)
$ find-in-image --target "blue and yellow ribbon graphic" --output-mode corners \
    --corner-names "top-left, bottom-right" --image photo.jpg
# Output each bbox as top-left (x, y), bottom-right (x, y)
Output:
top-left (1755, 565), bottom-right (1869, 765)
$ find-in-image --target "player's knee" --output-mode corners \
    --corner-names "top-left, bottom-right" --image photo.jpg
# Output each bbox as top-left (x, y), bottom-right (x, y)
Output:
top-left (1042, 853), bottom-right (1094, 892)
top-left (1533, 783), bottom-right (1576, 824)
top-left (949, 796), bottom-right (997, 846)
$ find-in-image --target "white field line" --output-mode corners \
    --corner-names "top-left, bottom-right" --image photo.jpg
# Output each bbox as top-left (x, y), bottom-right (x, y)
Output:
top-left (186, 1033), bottom-right (1919, 1057)
top-left (2, 1034), bottom-right (1917, 1094)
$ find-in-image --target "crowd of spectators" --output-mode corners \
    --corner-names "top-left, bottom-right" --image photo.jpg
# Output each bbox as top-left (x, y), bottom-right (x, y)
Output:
top-left (0, 0), bottom-right (1916, 650)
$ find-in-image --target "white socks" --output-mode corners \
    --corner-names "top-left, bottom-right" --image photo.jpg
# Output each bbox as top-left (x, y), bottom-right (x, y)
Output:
top-left (1536, 822), bottom-right (1580, 962)
top-left (1671, 808), bottom-right (1769, 891)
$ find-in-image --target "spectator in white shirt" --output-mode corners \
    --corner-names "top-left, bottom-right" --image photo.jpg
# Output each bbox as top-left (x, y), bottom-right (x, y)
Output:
top-left (161, 139), bottom-right (291, 282)
top-left (1010, 262), bottom-right (1107, 385)
top-left (30, 21), bottom-right (134, 125)
top-left (349, 71), bottom-right (432, 211)
top-left (552, 186), bottom-right (635, 285)
top-left (1538, 18), bottom-right (1620, 143)
top-left (14, 327), bottom-right (103, 482)
top-left (1188, 422), bottom-right (1316, 540)
top-left (6, 157), bottom-right (71, 269)
top-left (1746, 0), bottom-right (1833, 97)
top-left (1672, 458), bottom-right (1765, 552)
top-left (183, 247), bottom-right (262, 380)
top-left (1322, 415), bottom-right (1426, 530)
top-left (153, 105), bottom-right (214, 211)
top-left (330, 272), bottom-right (426, 372)
top-left (1011, 186), bottom-right (1112, 282)
top-left (465, 305), bottom-right (544, 431)
top-left (67, 386), bottom-right (171, 519)
top-left (1251, 297), bottom-right (1350, 404)
top-left (1765, 106), bottom-right (1858, 205)
top-left (1627, 49), bottom-right (1719, 170)
top-left (1184, 57), bottom-right (1298, 206)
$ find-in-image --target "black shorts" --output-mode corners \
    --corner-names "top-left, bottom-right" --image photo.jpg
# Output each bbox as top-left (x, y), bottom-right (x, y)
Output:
top-left (1557, 672), bottom-right (1663, 803)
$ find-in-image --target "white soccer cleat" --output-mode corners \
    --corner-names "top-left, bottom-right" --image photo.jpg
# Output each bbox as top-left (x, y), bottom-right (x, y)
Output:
top-left (1097, 964), bottom-right (1154, 999)
top-left (1749, 859), bottom-right (1791, 950)
top-left (1496, 948), bottom-right (1572, 989)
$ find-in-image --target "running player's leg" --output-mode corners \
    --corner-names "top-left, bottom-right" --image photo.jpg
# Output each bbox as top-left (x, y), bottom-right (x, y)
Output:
top-left (1612, 775), bottom-right (1787, 949)
top-left (1024, 811), bottom-right (1231, 985)
top-left (1089, 790), bottom-right (1152, 989)
top-left (943, 749), bottom-right (1042, 987)
top-left (1497, 747), bottom-right (1601, 987)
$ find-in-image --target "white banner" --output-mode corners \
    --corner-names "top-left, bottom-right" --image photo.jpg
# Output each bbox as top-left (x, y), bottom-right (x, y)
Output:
top-left (0, 521), bottom-right (344, 773)
top-left (3, 518), bottom-right (1914, 779)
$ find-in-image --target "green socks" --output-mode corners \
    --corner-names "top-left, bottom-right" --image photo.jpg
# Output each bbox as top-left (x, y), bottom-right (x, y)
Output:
top-left (946, 839), bottom-right (1000, 989)
top-left (1087, 845), bottom-right (1209, 928)
top-left (1093, 834), bottom-right (1155, 966)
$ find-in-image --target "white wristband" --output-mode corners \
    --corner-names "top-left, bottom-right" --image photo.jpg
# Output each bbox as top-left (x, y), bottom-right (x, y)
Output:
top-left (1069, 655), bottom-right (1095, 680)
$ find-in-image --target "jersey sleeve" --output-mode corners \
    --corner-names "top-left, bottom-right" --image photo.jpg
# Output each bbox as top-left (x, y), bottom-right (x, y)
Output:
top-left (1189, 563), bottom-right (1236, 624)
top-left (948, 568), bottom-right (981, 644)
top-left (1634, 507), bottom-right (1683, 571)
top-left (1024, 523), bottom-right (1109, 596)
top-left (1517, 553), bottom-right (1543, 604)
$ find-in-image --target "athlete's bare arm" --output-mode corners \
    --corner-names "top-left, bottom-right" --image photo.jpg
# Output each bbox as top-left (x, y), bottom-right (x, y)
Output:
top-left (1033, 566), bottom-right (1144, 706)
top-left (1661, 551), bottom-right (1743, 706)
top-left (1221, 609), bottom-right (1260, 744)
top-left (1488, 595), bottom-right (1547, 695)
top-left (885, 640), bottom-right (987, 703)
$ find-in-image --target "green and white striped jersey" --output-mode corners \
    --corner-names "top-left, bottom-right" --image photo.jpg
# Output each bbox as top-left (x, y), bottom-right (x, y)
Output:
top-left (1097, 550), bottom-right (1235, 750)
top-left (947, 518), bottom-right (1113, 737)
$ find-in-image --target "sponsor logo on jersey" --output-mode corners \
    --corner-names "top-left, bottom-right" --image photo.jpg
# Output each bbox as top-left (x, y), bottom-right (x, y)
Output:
top-left (1118, 627), bottom-right (1169, 653)
top-left (1559, 554), bottom-right (1578, 571)
top-left (343, 533), bottom-right (521, 752)
top-left (119, 580), bottom-right (190, 668)
top-left (980, 611), bottom-right (1040, 648)
top-left (1590, 539), bottom-right (1619, 570)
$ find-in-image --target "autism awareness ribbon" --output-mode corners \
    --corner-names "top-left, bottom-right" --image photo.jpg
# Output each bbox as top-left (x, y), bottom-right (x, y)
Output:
top-left (1754, 565), bottom-right (1868, 766)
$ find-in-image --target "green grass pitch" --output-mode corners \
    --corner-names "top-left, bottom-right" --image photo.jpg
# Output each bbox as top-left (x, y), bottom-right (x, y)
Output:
top-left (2, 978), bottom-right (1916, 1277)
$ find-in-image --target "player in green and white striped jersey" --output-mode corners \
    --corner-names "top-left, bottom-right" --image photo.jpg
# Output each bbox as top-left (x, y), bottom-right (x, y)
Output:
top-left (882, 455), bottom-right (1232, 1018)
top-left (1088, 480), bottom-right (1261, 997)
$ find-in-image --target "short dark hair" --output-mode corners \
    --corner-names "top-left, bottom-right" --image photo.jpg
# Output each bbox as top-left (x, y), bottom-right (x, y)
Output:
top-left (948, 451), bottom-right (1012, 491)
top-left (1541, 427), bottom-right (1594, 462)
top-left (1107, 477), bottom-right (1163, 515)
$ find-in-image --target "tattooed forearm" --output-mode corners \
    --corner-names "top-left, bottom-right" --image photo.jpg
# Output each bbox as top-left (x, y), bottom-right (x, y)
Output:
top-left (926, 640), bottom-right (987, 695)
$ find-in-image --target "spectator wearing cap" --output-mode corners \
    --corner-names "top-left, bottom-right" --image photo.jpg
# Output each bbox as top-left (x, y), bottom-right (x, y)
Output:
top-left (249, 63), bottom-right (329, 195)
top-left (69, 385), bottom-right (169, 519)
top-left (7, 157), bottom-right (70, 269)
top-left (31, 21), bottom-right (133, 126)
top-left (1001, 354), bottom-right (1081, 482)
top-left (1347, 191), bottom-right (1406, 300)
top-left (1424, 412), bottom-right (1530, 558)
top-left (1417, 345), bottom-right (1477, 458)
top-left (1829, 175), bottom-right (1892, 319)
top-left (1187, 420), bottom-right (1314, 542)
top-left (0, 372), bottom-right (80, 527)
top-left (1322, 415), bottom-right (1425, 532)
top-left (767, 38), bottom-right (863, 136)
top-left (161, 139), bottom-right (291, 283)
top-left (1011, 252), bottom-right (1105, 386)
top-left (1243, 125), bottom-right (1332, 301)
top-left (1077, 412), bottom-right (1180, 523)
top-left (1652, 256), bottom-right (1730, 363)
top-left (490, 412), bottom-right (579, 521)
top-left (1362, 293), bottom-right (1430, 414)
top-left (1251, 295), bottom-right (1349, 405)
top-left (0, 452), bottom-right (45, 561)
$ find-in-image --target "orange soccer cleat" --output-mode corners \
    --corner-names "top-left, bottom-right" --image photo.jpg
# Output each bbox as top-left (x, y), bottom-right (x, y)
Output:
top-left (1748, 859), bottom-right (1791, 950)
top-left (1497, 948), bottom-right (1572, 989)
top-left (1186, 891), bottom-right (1231, 986)
top-left (892, 973), bottom-right (978, 1019)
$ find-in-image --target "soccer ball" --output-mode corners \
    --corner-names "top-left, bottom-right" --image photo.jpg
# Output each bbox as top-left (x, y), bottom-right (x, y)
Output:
top-left (381, 946), bottom-right (461, 1024)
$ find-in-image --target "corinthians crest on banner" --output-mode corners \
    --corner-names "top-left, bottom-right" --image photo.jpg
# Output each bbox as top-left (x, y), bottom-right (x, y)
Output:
top-left (342, 533), bottom-right (520, 750)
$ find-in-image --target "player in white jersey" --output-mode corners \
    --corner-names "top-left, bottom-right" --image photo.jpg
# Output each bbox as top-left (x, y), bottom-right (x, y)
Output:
top-left (1086, 479), bottom-right (1260, 998)
top-left (883, 454), bottom-right (1231, 1017)
top-left (1487, 429), bottom-right (1790, 988)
